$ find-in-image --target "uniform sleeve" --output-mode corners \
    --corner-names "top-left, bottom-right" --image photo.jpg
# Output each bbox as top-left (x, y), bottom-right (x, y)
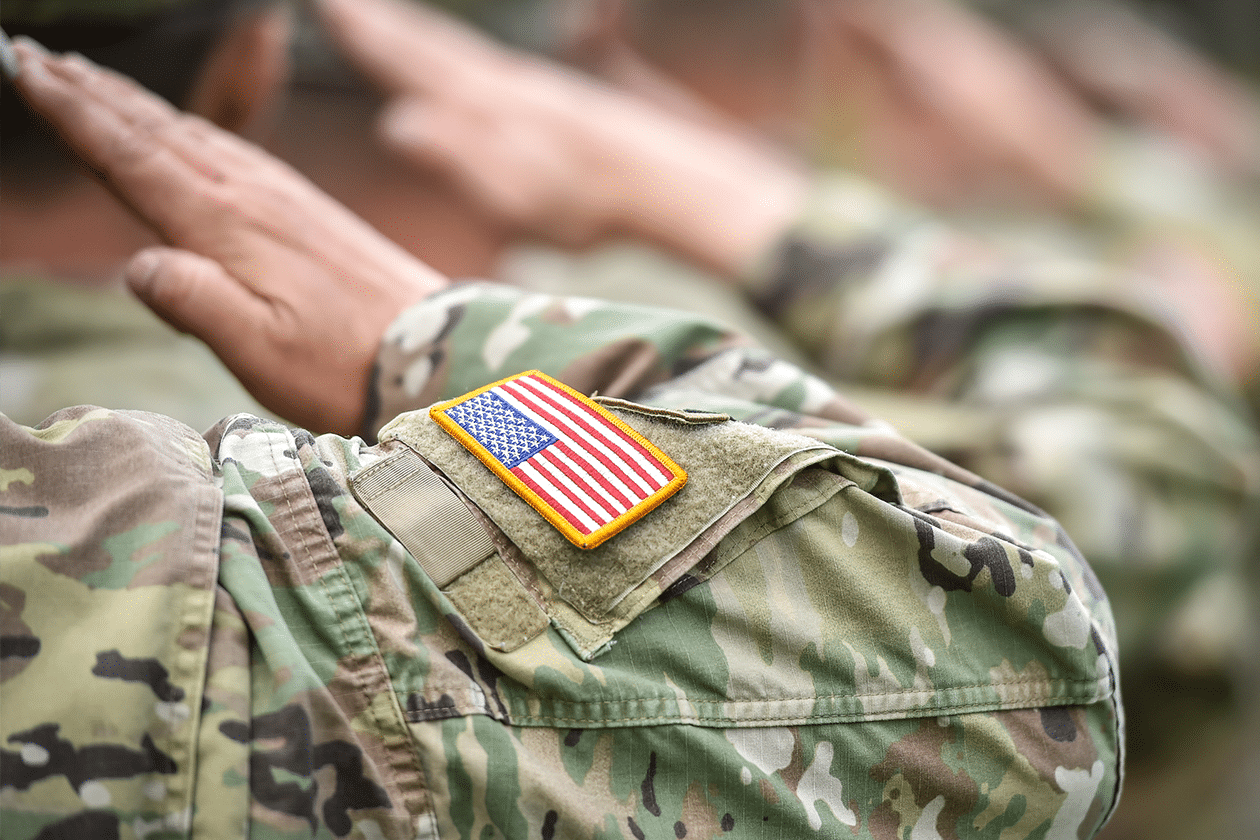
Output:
top-left (741, 172), bottom-right (1260, 680)
top-left (354, 285), bottom-right (1124, 836)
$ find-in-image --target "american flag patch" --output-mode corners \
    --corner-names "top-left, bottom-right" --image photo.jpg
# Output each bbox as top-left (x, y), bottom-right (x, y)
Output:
top-left (430, 371), bottom-right (686, 549)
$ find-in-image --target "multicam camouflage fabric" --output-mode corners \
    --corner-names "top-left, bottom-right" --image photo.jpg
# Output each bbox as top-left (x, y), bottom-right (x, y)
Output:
top-left (505, 170), bottom-right (1260, 685)
top-left (2, 286), bottom-right (1121, 838)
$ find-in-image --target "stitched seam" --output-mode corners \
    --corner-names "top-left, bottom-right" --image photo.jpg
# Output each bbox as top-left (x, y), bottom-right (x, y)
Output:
top-left (266, 431), bottom-right (433, 822)
top-left (452, 693), bottom-right (1111, 727)
top-left (493, 676), bottom-right (1107, 708)
top-left (355, 457), bottom-right (424, 500)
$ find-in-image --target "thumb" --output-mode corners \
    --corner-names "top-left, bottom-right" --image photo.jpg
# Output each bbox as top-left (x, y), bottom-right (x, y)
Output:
top-left (126, 246), bottom-right (270, 361)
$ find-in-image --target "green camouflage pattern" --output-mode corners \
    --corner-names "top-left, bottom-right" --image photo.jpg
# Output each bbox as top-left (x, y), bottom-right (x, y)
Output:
top-left (2, 286), bottom-right (1121, 838)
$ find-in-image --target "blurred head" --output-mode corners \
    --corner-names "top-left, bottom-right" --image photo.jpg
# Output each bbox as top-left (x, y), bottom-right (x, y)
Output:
top-left (1, 0), bottom-right (290, 192)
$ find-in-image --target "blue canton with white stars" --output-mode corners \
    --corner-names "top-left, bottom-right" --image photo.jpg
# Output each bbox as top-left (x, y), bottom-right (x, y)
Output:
top-left (445, 390), bottom-right (556, 468)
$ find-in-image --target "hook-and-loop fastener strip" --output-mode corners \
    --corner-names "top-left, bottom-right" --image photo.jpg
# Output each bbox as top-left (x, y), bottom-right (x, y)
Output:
top-left (351, 446), bottom-right (496, 589)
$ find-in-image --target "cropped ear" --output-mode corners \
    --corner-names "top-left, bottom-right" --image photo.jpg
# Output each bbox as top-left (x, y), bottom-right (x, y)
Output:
top-left (184, 4), bottom-right (292, 137)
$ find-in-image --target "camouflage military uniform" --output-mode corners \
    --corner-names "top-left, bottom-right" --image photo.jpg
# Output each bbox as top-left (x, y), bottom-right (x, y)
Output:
top-left (3, 285), bottom-right (1121, 839)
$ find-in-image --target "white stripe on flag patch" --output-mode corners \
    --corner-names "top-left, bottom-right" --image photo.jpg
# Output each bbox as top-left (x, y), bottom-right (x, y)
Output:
top-left (429, 371), bottom-right (686, 548)
top-left (496, 383), bottom-right (655, 498)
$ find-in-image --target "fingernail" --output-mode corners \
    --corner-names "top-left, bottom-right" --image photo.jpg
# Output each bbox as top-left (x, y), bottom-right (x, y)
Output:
top-left (126, 251), bottom-right (162, 293)
top-left (0, 28), bottom-right (18, 80)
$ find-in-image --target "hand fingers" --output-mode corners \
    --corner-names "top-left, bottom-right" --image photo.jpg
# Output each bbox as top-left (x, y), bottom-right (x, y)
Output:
top-left (36, 46), bottom-right (277, 180)
top-left (319, 0), bottom-right (500, 94)
top-left (11, 42), bottom-right (343, 258)
top-left (126, 247), bottom-right (272, 367)
top-left (11, 41), bottom-right (230, 238)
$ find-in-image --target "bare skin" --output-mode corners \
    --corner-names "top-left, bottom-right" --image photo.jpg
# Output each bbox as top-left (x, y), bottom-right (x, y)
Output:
top-left (9, 39), bottom-right (448, 436)
top-left (811, 0), bottom-right (1108, 209)
top-left (1024, 0), bottom-right (1260, 177)
top-left (318, 0), bottom-right (806, 280)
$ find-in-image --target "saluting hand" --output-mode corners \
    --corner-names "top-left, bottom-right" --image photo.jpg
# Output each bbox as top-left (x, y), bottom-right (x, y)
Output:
top-left (8, 38), bottom-right (448, 436)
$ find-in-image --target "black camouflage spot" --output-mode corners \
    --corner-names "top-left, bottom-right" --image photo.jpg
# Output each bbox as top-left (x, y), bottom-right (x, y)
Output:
top-left (292, 430), bottom-right (318, 451)
top-left (92, 650), bottom-right (184, 702)
top-left (233, 705), bottom-right (389, 836)
top-left (541, 809), bottom-right (559, 839)
top-left (660, 574), bottom-right (701, 604)
top-left (917, 499), bottom-right (959, 515)
top-left (220, 520), bottom-right (253, 545)
top-left (627, 817), bottom-right (646, 840)
top-left (641, 751), bottom-right (661, 817)
top-left (1, 635), bottom-right (40, 659)
top-left (564, 729), bottom-right (583, 748)
top-left (32, 810), bottom-right (120, 840)
top-left (1040, 707), bottom-right (1077, 742)
top-left (306, 464), bottom-right (346, 540)
top-left (1057, 526), bottom-right (1106, 600)
top-left (963, 537), bottom-right (1017, 597)
top-left (909, 512), bottom-right (1017, 597)
top-left (219, 720), bottom-right (250, 743)
top-left (0, 505), bottom-right (49, 518)
top-left (991, 530), bottom-right (1037, 553)
top-left (445, 650), bottom-right (476, 680)
top-left (752, 236), bottom-right (888, 318)
top-left (1090, 627), bottom-right (1115, 689)
top-left (406, 693), bottom-right (461, 722)
top-left (313, 740), bottom-right (392, 836)
top-left (674, 820), bottom-right (687, 837)
top-left (249, 754), bottom-right (317, 832)
top-left (444, 649), bottom-right (509, 722)
top-left (225, 416), bottom-right (267, 436)
top-left (721, 813), bottom-right (735, 831)
top-left (235, 706), bottom-right (317, 830)
top-left (3, 723), bottom-right (176, 791)
top-left (476, 656), bottom-right (511, 722)
top-left (909, 512), bottom-right (969, 592)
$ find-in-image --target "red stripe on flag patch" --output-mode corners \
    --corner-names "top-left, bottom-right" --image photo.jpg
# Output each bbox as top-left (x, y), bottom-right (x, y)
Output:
top-left (429, 370), bottom-right (687, 548)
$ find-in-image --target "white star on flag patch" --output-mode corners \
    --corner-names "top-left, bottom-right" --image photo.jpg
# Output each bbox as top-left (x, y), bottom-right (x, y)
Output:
top-left (430, 371), bottom-right (686, 549)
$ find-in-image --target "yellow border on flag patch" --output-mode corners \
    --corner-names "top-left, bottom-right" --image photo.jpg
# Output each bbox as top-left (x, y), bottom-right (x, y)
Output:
top-left (430, 370), bottom-right (687, 549)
